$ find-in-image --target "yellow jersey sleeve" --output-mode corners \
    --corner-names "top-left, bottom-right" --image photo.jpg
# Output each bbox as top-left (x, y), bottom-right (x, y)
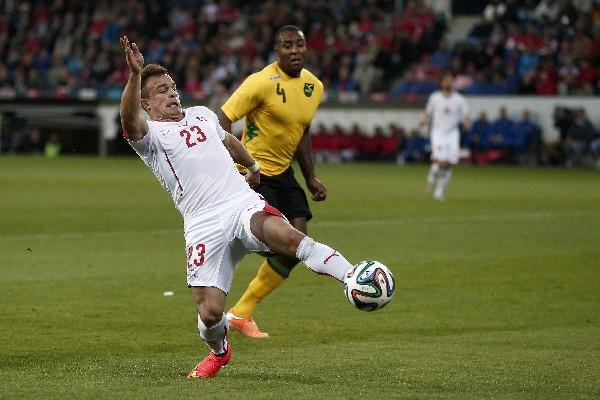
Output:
top-left (221, 73), bottom-right (267, 123)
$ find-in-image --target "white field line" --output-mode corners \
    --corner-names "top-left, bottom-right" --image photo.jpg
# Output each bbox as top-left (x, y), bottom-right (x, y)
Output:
top-left (1, 210), bottom-right (597, 242)
top-left (1, 228), bottom-right (180, 241)
top-left (313, 210), bottom-right (597, 228)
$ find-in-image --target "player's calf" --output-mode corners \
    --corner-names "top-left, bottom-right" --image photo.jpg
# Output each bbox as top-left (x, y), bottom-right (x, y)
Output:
top-left (296, 236), bottom-right (352, 282)
top-left (253, 212), bottom-right (352, 282)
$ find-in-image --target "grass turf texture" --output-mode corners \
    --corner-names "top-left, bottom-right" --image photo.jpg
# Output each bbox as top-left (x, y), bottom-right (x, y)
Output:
top-left (1, 157), bottom-right (599, 399)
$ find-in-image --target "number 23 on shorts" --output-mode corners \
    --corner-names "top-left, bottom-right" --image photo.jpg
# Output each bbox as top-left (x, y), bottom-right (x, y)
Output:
top-left (187, 243), bottom-right (206, 269)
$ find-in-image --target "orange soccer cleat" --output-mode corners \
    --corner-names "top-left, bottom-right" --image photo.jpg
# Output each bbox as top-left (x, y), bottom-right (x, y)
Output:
top-left (226, 309), bottom-right (269, 338)
top-left (187, 345), bottom-right (232, 379)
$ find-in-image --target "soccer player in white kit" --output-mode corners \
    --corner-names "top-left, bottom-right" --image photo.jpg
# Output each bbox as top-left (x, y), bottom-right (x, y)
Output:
top-left (119, 37), bottom-right (355, 378)
top-left (420, 71), bottom-right (471, 201)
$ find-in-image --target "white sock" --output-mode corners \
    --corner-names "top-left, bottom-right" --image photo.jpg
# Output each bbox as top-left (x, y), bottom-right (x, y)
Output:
top-left (197, 314), bottom-right (228, 355)
top-left (427, 163), bottom-right (440, 185)
top-left (296, 236), bottom-right (352, 282)
top-left (435, 169), bottom-right (452, 195)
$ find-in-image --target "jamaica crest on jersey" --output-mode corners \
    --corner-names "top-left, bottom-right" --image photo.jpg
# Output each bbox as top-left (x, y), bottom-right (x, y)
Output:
top-left (304, 83), bottom-right (314, 97)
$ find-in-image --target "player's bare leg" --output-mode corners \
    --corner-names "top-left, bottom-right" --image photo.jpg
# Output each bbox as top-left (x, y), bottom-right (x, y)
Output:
top-left (433, 161), bottom-right (451, 201)
top-left (251, 212), bottom-right (353, 281)
top-left (227, 217), bottom-right (306, 338)
top-left (187, 287), bottom-right (232, 378)
top-left (427, 161), bottom-right (440, 194)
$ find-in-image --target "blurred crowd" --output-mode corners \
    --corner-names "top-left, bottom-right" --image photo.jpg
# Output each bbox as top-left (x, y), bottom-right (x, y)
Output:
top-left (0, 124), bottom-right (62, 156)
top-left (5, 104), bottom-right (599, 168)
top-left (310, 105), bottom-right (600, 168)
top-left (0, 0), bottom-right (444, 101)
top-left (1, 0), bottom-right (598, 101)
top-left (551, 105), bottom-right (600, 167)
top-left (2, 0), bottom-right (599, 167)
top-left (392, 0), bottom-right (600, 100)
top-left (464, 106), bottom-right (543, 165)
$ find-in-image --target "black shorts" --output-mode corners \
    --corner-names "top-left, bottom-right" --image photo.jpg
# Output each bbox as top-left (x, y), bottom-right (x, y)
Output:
top-left (255, 167), bottom-right (312, 221)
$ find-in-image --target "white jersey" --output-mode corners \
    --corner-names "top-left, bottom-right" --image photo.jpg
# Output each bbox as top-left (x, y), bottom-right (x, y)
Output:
top-left (425, 90), bottom-right (469, 140)
top-left (128, 106), bottom-right (256, 220)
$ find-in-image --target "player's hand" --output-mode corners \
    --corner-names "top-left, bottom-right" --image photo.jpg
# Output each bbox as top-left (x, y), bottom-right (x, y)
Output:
top-left (307, 177), bottom-right (327, 201)
top-left (120, 36), bottom-right (144, 75)
top-left (245, 170), bottom-right (260, 189)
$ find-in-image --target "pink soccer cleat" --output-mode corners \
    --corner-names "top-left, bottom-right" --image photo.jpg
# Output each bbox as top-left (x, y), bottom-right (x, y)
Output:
top-left (187, 345), bottom-right (232, 378)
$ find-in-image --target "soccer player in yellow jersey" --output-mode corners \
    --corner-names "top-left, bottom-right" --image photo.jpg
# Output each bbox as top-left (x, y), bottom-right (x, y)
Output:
top-left (218, 25), bottom-right (326, 338)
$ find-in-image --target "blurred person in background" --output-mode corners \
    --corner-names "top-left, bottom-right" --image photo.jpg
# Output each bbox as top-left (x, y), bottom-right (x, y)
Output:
top-left (590, 132), bottom-right (600, 169)
top-left (483, 0), bottom-right (507, 23)
top-left (489, 105), bottom-right (515, 150)
top-left (44, 133), bottom-right (62, 158)
top-left (535, 0), bottom-right (561, 23)
top-left (400, 129), bottom-right (430, 164)
top-left (16, 126), bottom-right (44, 154)
top-left (467, 111), bottom-right (492, 153)
top-left (565, 108), bottom-right (595, 167)
top-left (387, 123), bottom-right (406, 164)
top-left (420, 70), bottom-right (471, 201)
top-left (218, 25), bottom-right (325, 338)
top-left (512, 109), bottom-right (543, 165)
top-left (310, 123), bottom-right (329, 163)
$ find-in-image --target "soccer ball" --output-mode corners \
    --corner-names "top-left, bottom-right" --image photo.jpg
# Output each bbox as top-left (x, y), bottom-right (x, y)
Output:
top-left (343, 260), bottom-right (395, 312)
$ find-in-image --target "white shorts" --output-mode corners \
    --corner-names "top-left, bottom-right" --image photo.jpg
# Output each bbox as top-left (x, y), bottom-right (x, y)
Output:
top-left (183, 193), bottom-right (285, 293)
top-left (431, 133), bottom-right (460, 164)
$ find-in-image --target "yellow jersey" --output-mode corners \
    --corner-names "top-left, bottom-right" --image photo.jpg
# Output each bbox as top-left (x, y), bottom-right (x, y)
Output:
top-left (221, 62), bottom-right (324, 176)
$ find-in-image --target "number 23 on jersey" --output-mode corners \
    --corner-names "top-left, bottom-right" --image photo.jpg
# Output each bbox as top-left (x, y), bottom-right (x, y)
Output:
top-left (180, 117), bottom-right (209, 148)
top-left (187, 243), bottom-right (206, 269)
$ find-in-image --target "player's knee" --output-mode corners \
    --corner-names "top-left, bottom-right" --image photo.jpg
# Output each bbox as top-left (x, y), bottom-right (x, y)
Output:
top-left (263, 216), bottom-right (304, 257)
top-left (280, 227), bottom-right (304, 256)
top-left (197, 305), bottom-right (223, 327)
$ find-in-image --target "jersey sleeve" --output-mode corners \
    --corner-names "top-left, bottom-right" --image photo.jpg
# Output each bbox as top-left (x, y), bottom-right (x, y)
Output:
top-left (216, 121), bottom-right (227, 141)
top-left (128, 129), bottom-right (152, 155)
top-left (425, 94), bottom-right (435, 114)
top-left (221, 73), bottom-right (265, 122)
top-left (128, 127), bottom-right (155, 165)
top-left (201, 106), bottom-right (227, 141)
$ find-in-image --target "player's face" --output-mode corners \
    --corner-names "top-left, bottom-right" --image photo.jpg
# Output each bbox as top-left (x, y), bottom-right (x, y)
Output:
top-left (144, 74), bottom-right (183, 120)
top-left (441, 75), bottom-right (453, 91)
top-left (275, 30), bottom-right (307, 77)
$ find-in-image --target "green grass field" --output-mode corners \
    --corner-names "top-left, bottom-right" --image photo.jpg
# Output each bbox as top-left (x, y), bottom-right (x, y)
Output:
top-left (1, 157), bottom-right (599, 399)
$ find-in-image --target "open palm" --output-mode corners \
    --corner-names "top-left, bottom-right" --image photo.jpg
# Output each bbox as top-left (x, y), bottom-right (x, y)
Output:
top-left (120, 36), bottom-right (144, 74)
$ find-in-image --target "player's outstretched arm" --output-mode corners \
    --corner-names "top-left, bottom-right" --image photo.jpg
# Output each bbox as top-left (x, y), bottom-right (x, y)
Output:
top-left (119, 36), bottom-right (148, 141)
top-left (419, 111), bottom-right (430, 132)
top-left (222, 132), bottom-right (260, 187)
top-left (296, 127), bottom-right (326, 201)
top-left (217, 110), bottom-right (233, 135)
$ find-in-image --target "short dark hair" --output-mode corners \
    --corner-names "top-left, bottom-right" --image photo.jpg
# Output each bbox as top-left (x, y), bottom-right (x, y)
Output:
top-left (439, 70), bottom-right (454, 81)
top-left (141, 64), bottom-right (168, 98)
top-left (274, 25), bottom-right (303, 42)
